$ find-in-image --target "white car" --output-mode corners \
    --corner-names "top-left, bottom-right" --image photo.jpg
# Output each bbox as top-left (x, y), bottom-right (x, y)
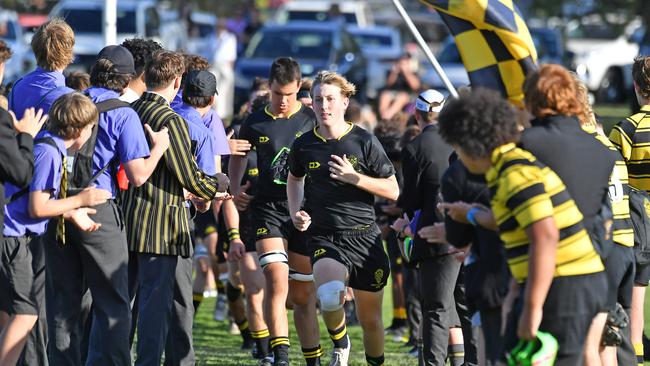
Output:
top-left (272, 0), bottom-right (373, 28)
top-left (50, 0), bottom-right (186, 71)
top-left (0, 10), bottom-right (35, 83)
top-left (566, 19), bottom-right (639, 102)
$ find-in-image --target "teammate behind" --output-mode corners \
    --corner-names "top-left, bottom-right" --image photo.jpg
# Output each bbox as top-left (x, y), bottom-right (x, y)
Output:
top-left (287, 71), bottom-right (399, 366)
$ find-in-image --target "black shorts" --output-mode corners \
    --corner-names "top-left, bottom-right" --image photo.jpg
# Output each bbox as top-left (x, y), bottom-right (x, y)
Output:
top-left (309, 224), bottom-right (390, 292)
top-left (240, 208), bottom-right (257, 253)
top-left (603, 244), bottom-right (635, 310)
top-left (540, 271), bottom-right (607, 365)
top-left (194, 210), bottom-right (218, 240)
top-left (251, 200), bottom-right (309, 256)
top-left (0, 235), bottom-right (38, 315)
top-left (634, 261), bottom-right (650, 286)
top-left (216, 218), bottom-right (228, 264)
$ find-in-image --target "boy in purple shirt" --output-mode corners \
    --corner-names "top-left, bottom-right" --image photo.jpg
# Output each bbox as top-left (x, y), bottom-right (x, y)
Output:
top-left (0, 93), bottom-right (111, 365)
top-left (43, 45), bottom-right (169, 366)
top-left (8, 19), bottom-right (75, 118)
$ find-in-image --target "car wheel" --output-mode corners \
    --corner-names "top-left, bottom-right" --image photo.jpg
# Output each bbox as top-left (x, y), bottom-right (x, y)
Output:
top-left (598, 68), bottom-right (625, 104)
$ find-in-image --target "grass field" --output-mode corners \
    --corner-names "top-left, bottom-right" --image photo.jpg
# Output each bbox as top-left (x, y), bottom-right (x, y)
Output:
top-left (191, 104), bottom-right (646, 365)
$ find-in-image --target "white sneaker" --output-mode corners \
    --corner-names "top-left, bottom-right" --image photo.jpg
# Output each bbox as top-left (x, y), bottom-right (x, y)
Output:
top-left (213, 294), bottom-right (227, 321)
top-left (329, 339), bottom-right (351, 366)
top-left (229, 320), bottom-right (241, 335)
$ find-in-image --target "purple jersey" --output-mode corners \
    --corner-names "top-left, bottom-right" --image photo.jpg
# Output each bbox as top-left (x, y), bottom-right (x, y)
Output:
top-left (8, 67), bottom-right (74, 119)
top-left (174, 103), bottom-right (217, 175)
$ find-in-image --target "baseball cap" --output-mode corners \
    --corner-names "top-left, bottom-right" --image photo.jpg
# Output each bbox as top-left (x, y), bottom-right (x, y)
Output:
top-left (415, 89), bottom-right (445, 113)
top-left (184, 70), bottom-right (218, 97)
top-left (96, 45), bottom-right (136, 74)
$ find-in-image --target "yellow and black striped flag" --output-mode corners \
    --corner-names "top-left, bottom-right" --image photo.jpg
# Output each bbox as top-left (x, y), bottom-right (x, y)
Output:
top-left (420, 0), bottom-right (538, 106)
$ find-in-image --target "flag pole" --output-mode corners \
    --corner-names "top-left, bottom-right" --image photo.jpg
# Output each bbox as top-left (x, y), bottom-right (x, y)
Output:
top-left (391, 0), bottom-right (458, 98)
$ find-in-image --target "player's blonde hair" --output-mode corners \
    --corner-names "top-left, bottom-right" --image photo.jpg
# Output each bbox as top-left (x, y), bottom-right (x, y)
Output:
top-left (311, 71), bottom-right (356, 98)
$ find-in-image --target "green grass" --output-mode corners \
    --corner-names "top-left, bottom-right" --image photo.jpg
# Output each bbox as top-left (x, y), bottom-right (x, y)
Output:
top-left (593, 104), bottom-right (631, 134)
top-left (193, 289), bottom-right (416, 365)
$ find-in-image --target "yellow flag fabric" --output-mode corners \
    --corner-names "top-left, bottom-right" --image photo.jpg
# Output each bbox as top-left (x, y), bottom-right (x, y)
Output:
top-left (420, 0), bottom-right (538, 106)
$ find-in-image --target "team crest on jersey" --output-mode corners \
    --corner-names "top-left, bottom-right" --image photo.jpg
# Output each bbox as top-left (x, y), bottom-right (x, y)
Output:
top-left (346, 155), bottom-right (363, 173)
top-left (308, 161), bottom-right (321, 169)
top-left (314, 248), bottom-right (326, 257)
top-left (259, 136), bottom-right (270, 143)
top-left (256, 227), bottom-right (269, 235)
top-left (248, 168), bottom-right (259, 176)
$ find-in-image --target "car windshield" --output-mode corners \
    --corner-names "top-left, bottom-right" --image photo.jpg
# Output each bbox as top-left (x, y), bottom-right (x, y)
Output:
top-left (246, 29), bottom-right (332, 59)
top-left (61, 8), bottom-right (136, 34)
top-left (352, 33), bottom-right (393, 48)
top-left (287, 11), bottom-right (357, 24)
top-left (530, 30), bottom-right (560, 58)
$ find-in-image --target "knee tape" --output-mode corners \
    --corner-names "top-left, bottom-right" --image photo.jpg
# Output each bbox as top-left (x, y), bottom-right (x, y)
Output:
top-left (317, 280), bottom-right (346, 312)
top-left (289, 269), bottom-right (314, 282)
top-left (258, 250), bottom-right (289, 271)
top-left (226, 281), bottom-right (243, 302)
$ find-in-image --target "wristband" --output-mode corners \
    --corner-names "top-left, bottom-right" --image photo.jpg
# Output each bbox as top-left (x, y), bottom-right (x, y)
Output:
top-left (227, 228), bottom-right (240, 241)
top-left (466, 207), bottom-right (480, 226)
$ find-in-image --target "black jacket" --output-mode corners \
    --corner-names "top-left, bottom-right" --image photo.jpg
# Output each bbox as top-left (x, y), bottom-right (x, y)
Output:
top-left (398, 124), bottom-right (453, 261)
top-left (0, 108), bottom-right (34, 231)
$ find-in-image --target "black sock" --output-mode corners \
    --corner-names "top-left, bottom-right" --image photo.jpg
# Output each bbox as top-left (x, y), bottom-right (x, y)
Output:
top-left (328, 324), bottom-right (349, 349)
top-left (302, 345), bottom-right (323, 366)
top-left (366, 353), bottom-right (384, 366)
top-left (216, 280), bottom-right (225, 295)
top-left (448, 344), bottom-right (464, 366)
top-left (237, 319), bottom-right (252, 342)
top-left (270, 336), bottom-right (290, 360)
top-left (192, 292), bottom-right (203, 315)
top-left (251, 329), bottom-right (270, 356)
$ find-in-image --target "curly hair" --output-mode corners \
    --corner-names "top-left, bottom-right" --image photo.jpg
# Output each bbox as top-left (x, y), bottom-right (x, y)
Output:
top-left (48, 92), bottom-right (98, 139)
top-left (633, 56), bottom-right (650, 100)
top-left (89, 59), bottom-right (132, 93)
top-left (0, 40), bottom-right (12, 63)
top-left (121, 38), bottom-right (163, 77)
top-left (438, 88), bottom-right (519, 159)
top-left (523, 64), bottom-right (584, 119)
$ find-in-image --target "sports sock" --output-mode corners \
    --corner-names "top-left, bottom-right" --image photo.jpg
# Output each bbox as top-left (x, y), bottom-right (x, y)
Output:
top-left (302, 345), bottom-right (323, 366)
top-left (328, 324), bottom-right (349, 349)
top-left (366, 353), bottom-right (384, 366)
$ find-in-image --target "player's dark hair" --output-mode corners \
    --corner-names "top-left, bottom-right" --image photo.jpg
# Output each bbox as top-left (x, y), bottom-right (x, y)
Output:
top-left (269, 57), bottom-right (301, 86)
top-left (438, 88), bottom-right (519, 159)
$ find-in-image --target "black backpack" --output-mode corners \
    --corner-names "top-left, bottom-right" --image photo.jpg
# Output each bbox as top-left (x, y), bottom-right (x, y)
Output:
top-left (584, 191), bottom-right (615, 261)
top-left (8, 98), bottom-right (130, 202)
top-left (628, 188), bottom-right (650, 265)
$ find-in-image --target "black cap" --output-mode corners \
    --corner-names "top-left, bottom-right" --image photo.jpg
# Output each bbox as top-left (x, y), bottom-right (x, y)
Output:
top-left (96, 45), bottom-right (136, 74)
top-left (185, 70), bottom-right (218, 97)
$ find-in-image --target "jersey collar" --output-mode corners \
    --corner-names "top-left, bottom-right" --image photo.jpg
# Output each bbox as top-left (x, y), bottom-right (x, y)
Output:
top-left (642, 105), bottom-right (650, 113)
top-left (313, 122), bottom-right (354, 142)
top-left (264, 103), bottom-right (302, 120)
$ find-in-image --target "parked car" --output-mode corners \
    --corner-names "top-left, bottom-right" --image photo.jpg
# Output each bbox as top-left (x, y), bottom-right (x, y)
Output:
top-left (0, 10), bottom-right (35, 84)
top-left (347, 25), bottom-right (402, 99)
top-left (235, 21), bottom-right (368, 104)
top-left (272, 1), bottom-right (373, 28)
top-left (50, 0), bottom-right (186, 70)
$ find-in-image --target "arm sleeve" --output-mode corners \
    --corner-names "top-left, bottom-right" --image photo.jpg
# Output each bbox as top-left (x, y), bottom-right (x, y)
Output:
top-left (440, 166), bottom-right (474, 248)
top-left (288, 140), bottom-right (305, 178)
top-left (117, 110), bottom-right (150, 163)
top-left (165, 115), bottom-right (219, 200)
top-left (609, 118), bottom-right (637, 162)
top-left (29, 145), bottom-right (59, 193)
top-left (397, 144), bottom-right (420, 215)
top-left (365, 135), bottom-right (396, 178)
top-left (0, 109), bottom-right (33, 188)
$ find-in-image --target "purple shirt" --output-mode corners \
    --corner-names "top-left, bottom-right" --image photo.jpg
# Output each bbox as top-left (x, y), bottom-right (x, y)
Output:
top-left (85, 87), bottom-right (150, 197)
top-left (8, 67), bottom-right (74, 119)
top-left (202, 109), bottom-right (230, 156)
top-left (170, 89), bottom-right (183, 110)
top-left (174, 103), bottom-right (217, 175)
top-left (3, 131), bottom-right (65, 237)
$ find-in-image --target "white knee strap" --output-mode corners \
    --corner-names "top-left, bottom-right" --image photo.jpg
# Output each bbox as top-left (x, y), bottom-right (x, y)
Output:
top-left (289, 269), bottom-right (314, 282)
top-left (317, 280), bottom-right (346, 312)
top-left (258, 250), bottom-right (289, 271)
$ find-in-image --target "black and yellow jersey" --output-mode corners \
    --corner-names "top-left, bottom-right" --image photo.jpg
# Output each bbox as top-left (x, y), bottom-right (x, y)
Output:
top-left (288, 123), bottom-right (395, 232)
top-left (609, 105), bottom-right (650, 191)
top-left (487, 143), bottom-right (604, 283)
top-left (585, 126), bottom-right (634, 247)
top-left (239, 103), bottom-right (317, 202)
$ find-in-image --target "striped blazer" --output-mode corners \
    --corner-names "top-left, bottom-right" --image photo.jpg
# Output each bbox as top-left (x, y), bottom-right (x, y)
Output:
top-left (122, 92), bottom-right (219, 257)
